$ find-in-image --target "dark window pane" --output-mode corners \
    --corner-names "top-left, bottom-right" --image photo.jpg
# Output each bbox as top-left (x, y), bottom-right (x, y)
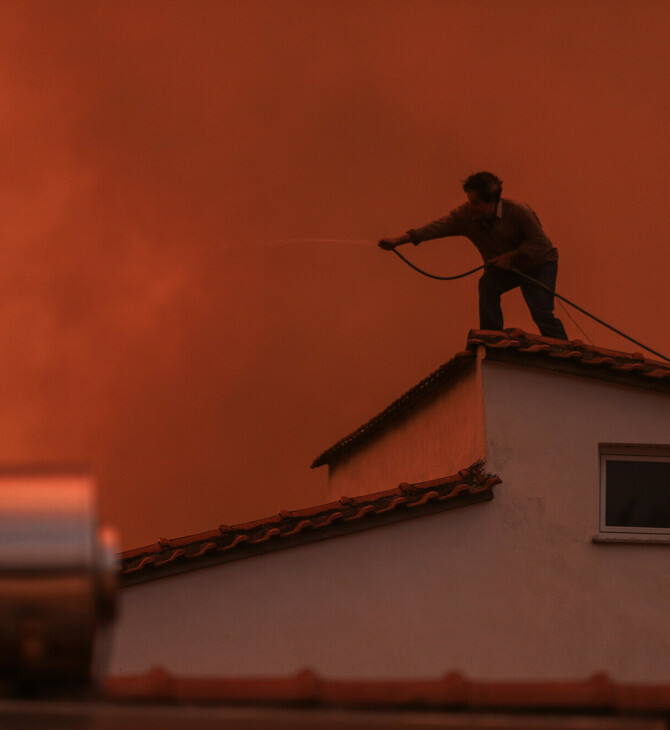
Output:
top-left (605, 460), bottom-right (670, 528)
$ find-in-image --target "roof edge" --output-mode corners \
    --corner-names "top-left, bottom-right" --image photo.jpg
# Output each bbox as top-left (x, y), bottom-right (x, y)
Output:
top-left (106, 667), bottom-right (670, 713)
top-left (469, 328), bottom-right (670, 392)
top-left (119, 460), bottom-right (499, 586)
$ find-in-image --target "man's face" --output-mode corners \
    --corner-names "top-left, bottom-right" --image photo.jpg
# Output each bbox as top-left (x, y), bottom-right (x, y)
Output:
top-left (466, 190), bottom-right (496, 218)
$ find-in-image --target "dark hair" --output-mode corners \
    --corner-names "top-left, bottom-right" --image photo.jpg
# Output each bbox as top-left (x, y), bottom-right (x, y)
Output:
top-left (462, 171), bottom-right (503, 203)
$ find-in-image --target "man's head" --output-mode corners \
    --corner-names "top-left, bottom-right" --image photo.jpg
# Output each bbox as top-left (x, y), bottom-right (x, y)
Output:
top-left (462, 172), bottom-right (503, 216)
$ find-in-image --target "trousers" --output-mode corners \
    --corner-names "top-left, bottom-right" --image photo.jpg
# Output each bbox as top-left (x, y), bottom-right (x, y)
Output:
top-left (478, 260), bottom-right (568, 339)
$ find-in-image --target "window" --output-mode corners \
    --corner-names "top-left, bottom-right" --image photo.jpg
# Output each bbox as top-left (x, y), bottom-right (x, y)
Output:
top-left (598, 444), bottom-right (670, 541)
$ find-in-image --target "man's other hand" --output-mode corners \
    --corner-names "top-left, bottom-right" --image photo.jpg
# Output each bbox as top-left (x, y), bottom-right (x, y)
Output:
top-left (488, 251), bottom-right (515, 270)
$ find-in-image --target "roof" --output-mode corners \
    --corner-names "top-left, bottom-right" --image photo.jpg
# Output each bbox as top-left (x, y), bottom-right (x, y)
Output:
top-left (7, 671), bottom-right (670, 728)
top-left (468, 328), bottom-right (670, 384)
top-left (105, 667), bottom-right (670, 714)
top-left (120, 460), bottom-right (499, 586)
top-left (312, 329), bottom-right (670, 469)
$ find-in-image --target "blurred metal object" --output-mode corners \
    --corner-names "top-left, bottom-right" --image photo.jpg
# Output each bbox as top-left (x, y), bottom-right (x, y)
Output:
top-left (0, 467), bottom-right (118, 693)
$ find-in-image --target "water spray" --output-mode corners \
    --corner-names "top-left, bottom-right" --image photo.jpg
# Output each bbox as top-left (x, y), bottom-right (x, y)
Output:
top-left (275, 238), bottom-right (373, 246)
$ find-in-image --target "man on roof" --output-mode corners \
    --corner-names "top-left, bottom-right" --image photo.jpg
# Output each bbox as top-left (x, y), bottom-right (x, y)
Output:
top-left (378, 171), bottom-right (568, 340)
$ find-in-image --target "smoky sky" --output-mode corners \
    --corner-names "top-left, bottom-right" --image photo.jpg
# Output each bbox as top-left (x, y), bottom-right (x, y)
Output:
top-left (0, 0), bottom-right (668, 548)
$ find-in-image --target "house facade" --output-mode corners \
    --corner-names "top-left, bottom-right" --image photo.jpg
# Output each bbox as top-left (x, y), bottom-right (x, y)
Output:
top-left (110, 330), bottom-right (670, 683)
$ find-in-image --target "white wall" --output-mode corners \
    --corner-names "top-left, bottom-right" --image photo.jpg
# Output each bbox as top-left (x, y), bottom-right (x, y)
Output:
top-left (110, 361), bottom-right (670, 682)
top-left (110, 498), bottom-right (513, 680)
top-left (480, 359), bottom-right (670, 682)
top-left (328, 352), bottom-right (486, 500)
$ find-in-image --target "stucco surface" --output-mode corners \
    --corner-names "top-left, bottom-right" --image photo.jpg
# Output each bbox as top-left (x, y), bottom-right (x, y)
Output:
top-left (480, 360), bottom-right (670, 681)
top-left (111, 501), bottom-right (505, 679)
top-left (110, 361), bottom-right (670, 682)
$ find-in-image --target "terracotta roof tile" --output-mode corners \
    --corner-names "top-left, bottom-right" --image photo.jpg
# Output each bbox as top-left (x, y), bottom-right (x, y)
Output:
top-left (190, 541), bottom-right (217, 558)
top-left (222, 534), bottom-right (249, 550)
top-left (316, 511), bottom-right (344, 527)
top-left (105, 667), bottom-right (670, 713)
top-left (120, 460), bottom-right (499, 585)
top-left (279, 519), bottom-right (311, 537)
top-left (154, 549), bottom-right (185, 567)
top-left (312, 329), bottom-right (670, 469)
top-left (468, 329), bottom-right (670, 380)
top-left (375, 495), bottom-right (407, 512)
top-left (475, 331), bottom-right (670, 385)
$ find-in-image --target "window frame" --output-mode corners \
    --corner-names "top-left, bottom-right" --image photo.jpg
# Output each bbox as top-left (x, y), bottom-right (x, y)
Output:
top-left (596, 443), bottom-right (670, 544)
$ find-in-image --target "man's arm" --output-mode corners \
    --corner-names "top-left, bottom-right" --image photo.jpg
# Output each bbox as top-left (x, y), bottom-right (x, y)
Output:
top-left (378, 209), bottom-right (462, 250)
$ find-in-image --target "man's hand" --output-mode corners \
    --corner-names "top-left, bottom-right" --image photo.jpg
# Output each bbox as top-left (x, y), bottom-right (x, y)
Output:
top-left (378, 235), bottom-right (410, 250)
top-left (488, 251), bottom-right (516, 270)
